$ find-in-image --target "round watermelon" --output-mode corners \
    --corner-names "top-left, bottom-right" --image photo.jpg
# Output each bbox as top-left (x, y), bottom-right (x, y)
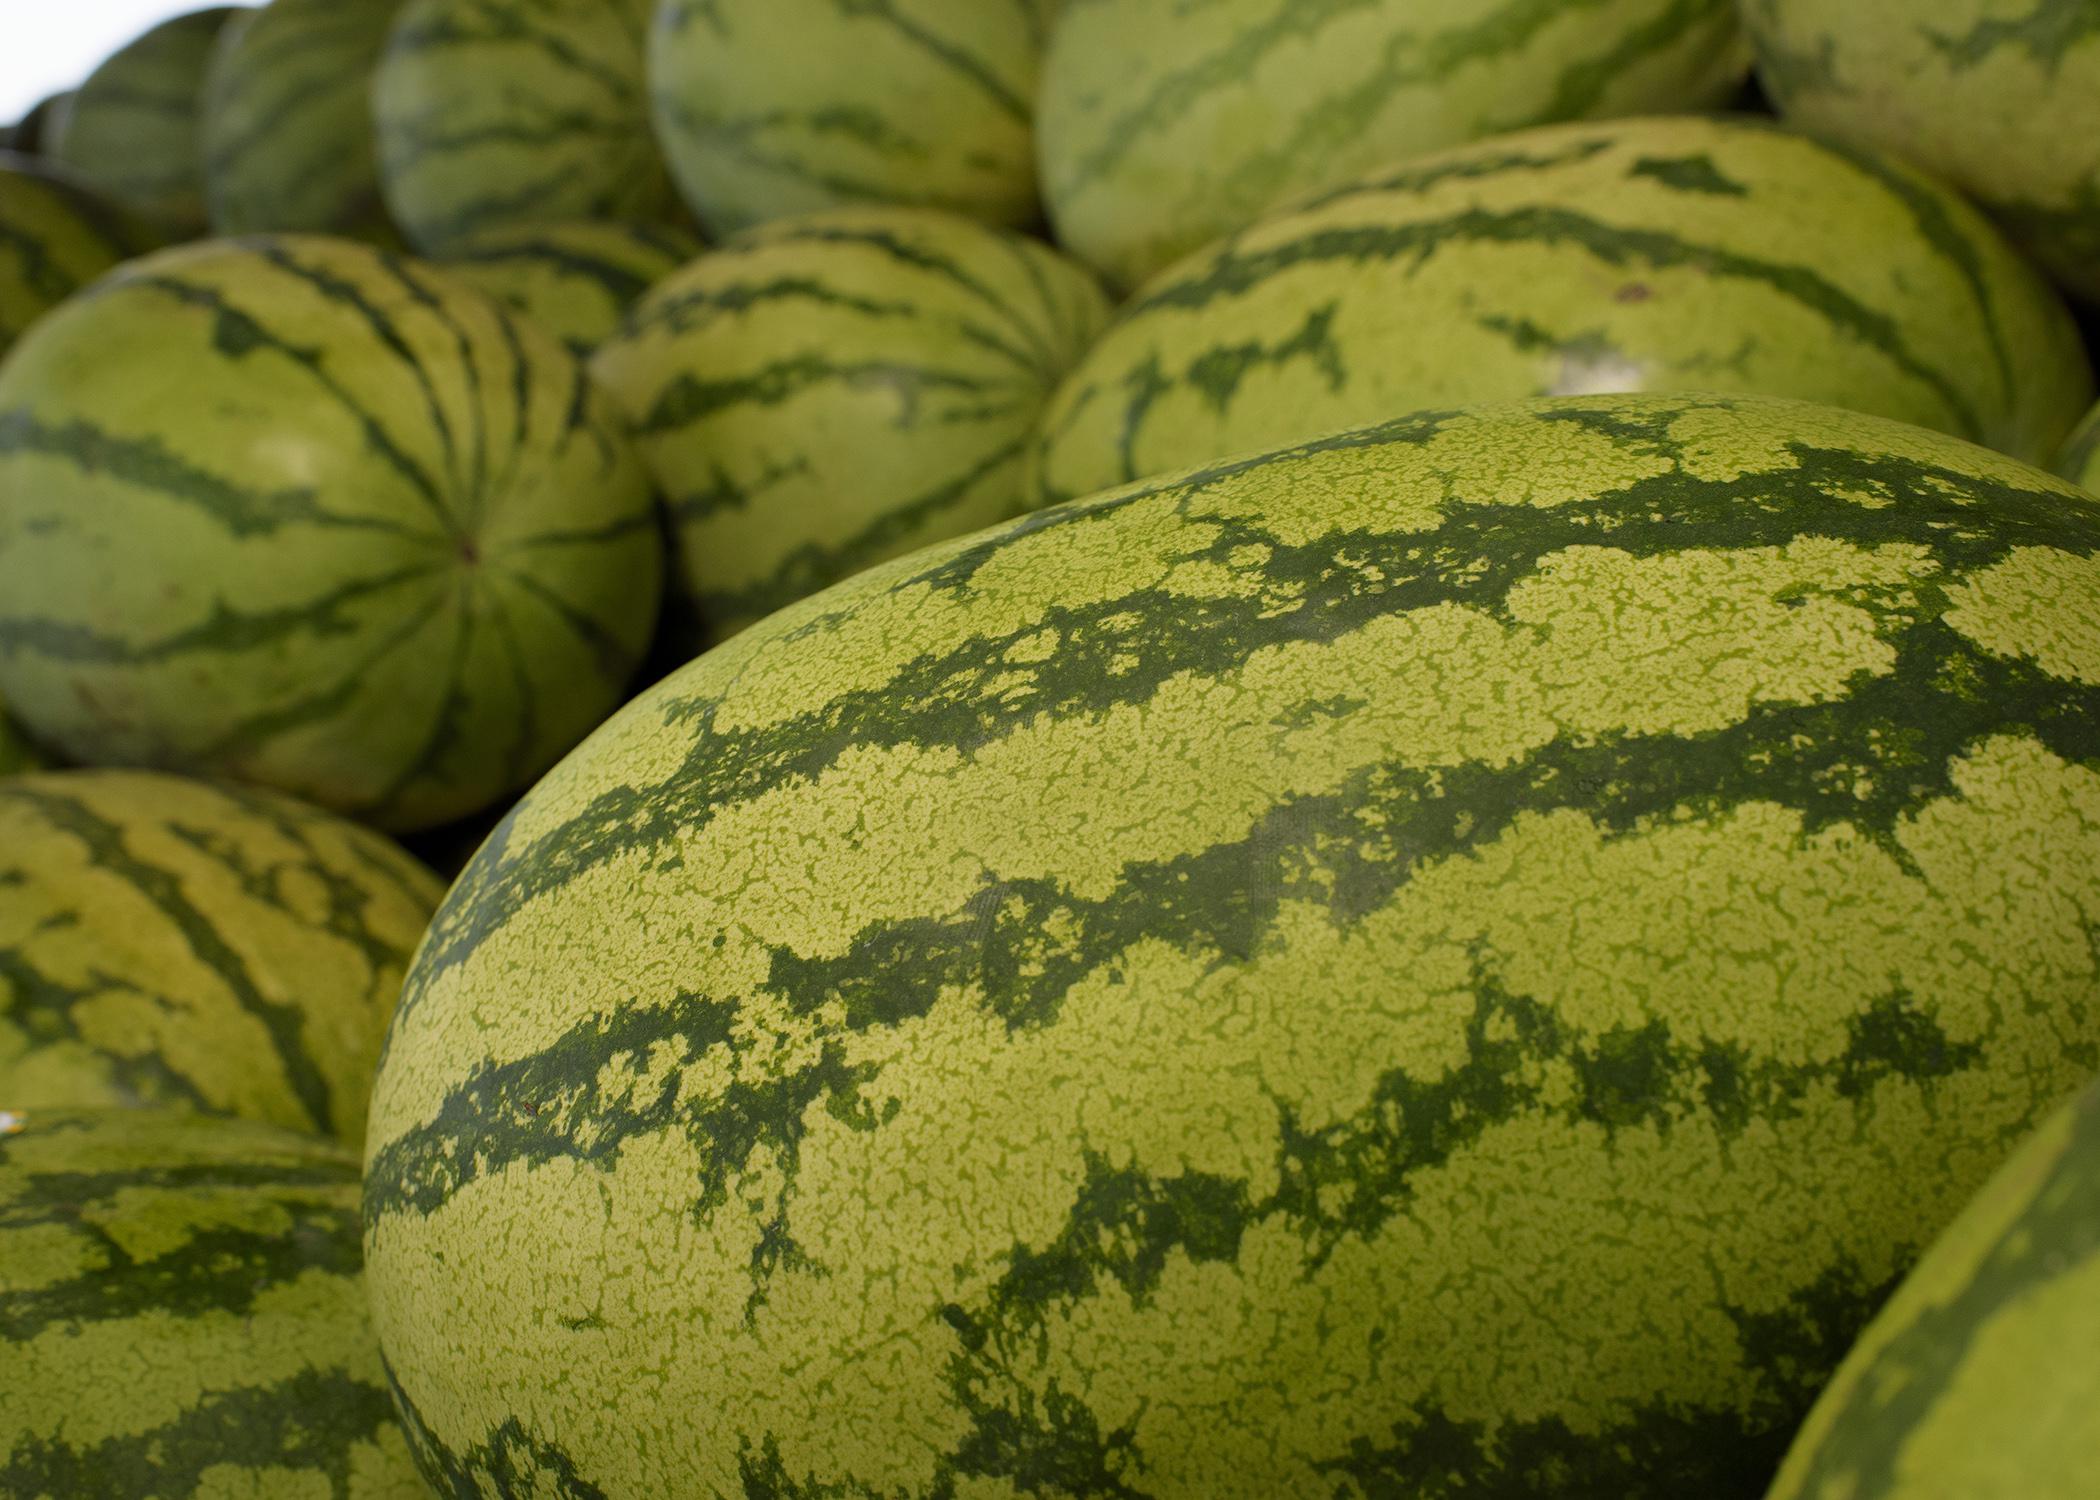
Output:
top-left (0, 154), bottom-right (157, 360)
top-left (1768, 1075), bottom-right (2100, 1498)
top-left (0, 769), bottom-right (440, 1146)
top-left (0, 1107), bottom-right (425, 1497)
top-left (651, 0), bottom-right (1050, 239)
top-left (1030, 114), bottom-right (2094, 510)
top-left (591, 205), bottom-right (1110, 645)
top-left (442, 219), bottom-right (704, 357)
top-left (364, 392), bottom-right (2100, 1499)
top-left (0, 234), bottom-right (662, 833)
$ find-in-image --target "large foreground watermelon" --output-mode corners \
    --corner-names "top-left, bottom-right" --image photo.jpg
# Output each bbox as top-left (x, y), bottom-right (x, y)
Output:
top-left (1031, 114), bottom-right (2094, 509)
top-left (0, 234), bottom-right (662, 833)
top-left (0, 1108), bottom-right (425, 1497)
top-left (0, 769), bottom-right (441, 1145)
top-left (1768, 1076), bottom-right (2100, 1498)
top-left (1039, 0), bottom-right (1751, 289)
top-left (0, 154), bottom-right (156, 360)
top-left (442, 219), bottom-right (703, 357)
top-left (365, 393), bottom-right (2100, 1499)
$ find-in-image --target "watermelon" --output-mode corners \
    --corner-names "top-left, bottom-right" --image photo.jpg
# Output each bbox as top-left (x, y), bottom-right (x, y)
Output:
top-left (0, 1107), bottom-right (425, 1497)
top-left (2057, 402), bottom-right (2100, 495)
top-left (0, 769), bottom-right (440, 1146)
top-left (0, 154), bottom-right (158, 360)
top-left (442, 219), bottom-right (704, 357)
top-left (651, 0), bottom-right (1050, 240)
top-left (1743, 0), bottom-right (2100, 305)
top-left (0, 234), bottom-right (662, 834)
top-left (2, 93), bottom-right (72, 158)
top-left (1029, 114), bottom-right (2095, 511)
top-left (200, 0), bottom-right (405, 242)
top-left (1039, 0), bottom-right (1752, 291)
top-left (373, 0), bottom-right (677, 253)
top-left (590, 205), bottom-right (1111, 645)
top-left (0, 694), bottom-right (43, 775)
top-left (363, 392), bottom-right (2100, 1499)
top-left (46, 8), bottom-right (244, 237)
top-left (1767, 1076), bottom-right (2100, 1498)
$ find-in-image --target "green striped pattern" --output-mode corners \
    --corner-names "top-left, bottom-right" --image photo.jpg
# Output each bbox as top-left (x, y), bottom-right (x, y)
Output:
top-left (590, 205), bottom-right (1111, 645)
top-left (0, 234), bottom-right (662, 834)
top-left (443, 218), bottom-right (702, 356)
top-left (0, 770), bottom-right (441, 1146)
top-left (1039, 0), bottom-right (1752, 291)
top-left (650, 0), bottom-right (1051, 240)
top-left (0, 154), bottom-right (157, 360)
top-left (1745, 0), bottom-right (2100, 304)
top-left (1769, 1077), bottom-right (2100, 1498)
top-left (0, 1108), bottom-right (426, 1497)
top-left (201, 0), bottom-right (406, 241)
top-left (1030, 115), bottom-right (2095, 511)
top-left (364, 392), bottom-right (2100, 1498)
top-left (372, 0), bottom-right (675, 253)
top-left (47, 8), bottom-right (243, 237)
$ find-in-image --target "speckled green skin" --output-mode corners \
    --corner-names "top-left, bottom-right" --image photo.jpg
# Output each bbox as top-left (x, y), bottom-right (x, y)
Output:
top-left (1745, 0), bottom-right (2100, 305)
top-left (0, 153), bottom-right (157, 361)
top-left (442, 219), bottom-right (704, 357)
top-left (1040, 0), bottom-right (1751, 290)
top-left (365, 392), bottom-right (2100, 1499)
top-left (1030, 115), bottom-right (2094, 510)
top-left (1768, 1077), bottom-right (2100, 1498)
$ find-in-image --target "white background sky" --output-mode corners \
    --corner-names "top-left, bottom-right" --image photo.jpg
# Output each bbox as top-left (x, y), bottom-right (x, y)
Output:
top-left (2, 1), bottom-right (251, 122)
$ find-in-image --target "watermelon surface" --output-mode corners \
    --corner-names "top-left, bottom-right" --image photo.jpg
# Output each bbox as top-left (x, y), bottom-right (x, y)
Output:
top-left (0, 154), bottom-right (157, 360)
top-left (2057, 401), bottom-right (2100, 495)
top-left (651, 0), bottom-right (1050, 239)
top-left (1039, 0), bottom-right (1751, 290)
top-left (591, 205), bottom-right (1111, 644)
top-left (2, 93), bottom-right (72, 158)
top-left (0, 769), bottom-right (441, 1146)
top-left (0, 694), bottom-right (42, 775)
top-left (0, 1107), bottom-right (426, 1497)
top-left (364, 392), bottom-right (2100, 1499)
top-left (1030, 114), bottom-right (2094, 510)
top-left (373, 0), bottom-right (676, 252)
top-left (442, 219), bottom-right (703, 357)
top-left (0, 234), bottom-right (662, 833)
top-left (1767, 1076), bottom-right (2100, 1498)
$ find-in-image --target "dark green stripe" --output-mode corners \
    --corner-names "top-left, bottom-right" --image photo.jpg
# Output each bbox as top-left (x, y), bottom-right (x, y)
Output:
top-left (1926, 0), bottom-right (2100, 71)
top-left (833, 0), bottom-right (1029, 121)
top-left (0, 944), bottom-right (217, 1114)
top-left (383, 1361), bottom-right (608, 1500)
top-left (490, 567), bottom-right (643, 684)
top-left (635, 354), bottom-right (1008, 433)
top-left (1542, 0), bottom-right (1739, 117)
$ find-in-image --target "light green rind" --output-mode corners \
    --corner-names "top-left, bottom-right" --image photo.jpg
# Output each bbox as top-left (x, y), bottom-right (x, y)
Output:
top-left (365, 392), bottom-right (2100, 1499)
top-left (651, 0), bottom-right (1051, 239)
top-left (0, 153), bottom-right (158, 361)
top-left (1767, 1077), bottom-right (2100, 1499)
top-left (0, 234), bottom-right (663, 833)
top-left (442, 218), bottom-right (703, 357)
top-left (1039, 0), bottom-right (1751, 291)
top-left (591, 205), bottom-right (1111, 645)
top-left (0, 769), bottom-right (441, 1146)
top-left (1030, 114), bottom-right (2094, 509)
top-left (0, 1107), bottom-right (427, 1498)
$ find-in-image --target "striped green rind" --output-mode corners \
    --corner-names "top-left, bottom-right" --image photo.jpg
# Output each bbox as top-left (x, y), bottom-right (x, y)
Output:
top-left (0, 153), bottom-right (158, 360)
top-left (442, 219), bottom-right (703, 357)
top-left (372, 0), bottom-right (675, 253)
top-left (0, 769), bottom-right (441, 1146)
top-left (591, 205), bottom-right (1111, 645)
top-left (1767, 1077), bottom-right (2100, 1498)
top-left (201, 0), bottom-right (406, 242)
top-left (1039, 0), bottom-right (1752, 291)
top-left (46, 8), bottom-right (243, 238)
top-left (651, 0), bottom-right (1051, 240)
top-left (364, 392), bottom-right (2100, 1498)
top-left (0, 234), bottom-right (663, 833)
top-left (1744, 0), bottom-right (2100, 305)
top-left (1030, 115), bottom-right (2095, 511)
top-left (0, 1107), bottom-right (426, 1498)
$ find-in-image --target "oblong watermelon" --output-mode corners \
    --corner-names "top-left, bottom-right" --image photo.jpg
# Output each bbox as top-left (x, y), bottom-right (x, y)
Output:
top-left (1039, 0), bottom-right (1751, 290)
top-left (364, 392), bottom-right (2100, 1499)
top-left (0, 234), bottom-right (663, 833)
top-left (591, 205), bottom-right (1111, 644)
top-left (442, 219), bottom-right (704, 357)
top-left (0, 1107), bottom-right (426, 1497)
top-left (1030, 115), bottom-right (2095, 509)
top-left (1767, 1076), bottom-right (2100, 1498)
top-left (0, 153), bottom-right (157, 360)
top-left (0, 769), bottom-right (441, 1146)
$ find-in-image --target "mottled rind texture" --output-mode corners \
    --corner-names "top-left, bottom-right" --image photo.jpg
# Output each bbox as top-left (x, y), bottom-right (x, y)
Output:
top-left (1769, 1078), bottom-right (2100, 1498)
top-left (0, 1108), bottom-right (428, 1498)
top-left (591, 205), bottom-right (1112, 645)
top-left (652, 0), bottom-right (1051, 239)
top-left (373, 0), bottom-right (676, 252)
top-left (0, 769), bottom-right (441, 1146)
top-left (0, 153), bottom-right (157, 360)
top-left (1031, 115), bottom-right (2094, 511)
top-left (364, 392), bottom-right (2100, 1499)
top-left (443, 219), bottom-right (704, 357)
top-left (0, 234), bottom-right (664, 833)
top-left (1039, 0), bottom-right (1751, 290)
top-left (1744, 0), bottom-right (2100, 304)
